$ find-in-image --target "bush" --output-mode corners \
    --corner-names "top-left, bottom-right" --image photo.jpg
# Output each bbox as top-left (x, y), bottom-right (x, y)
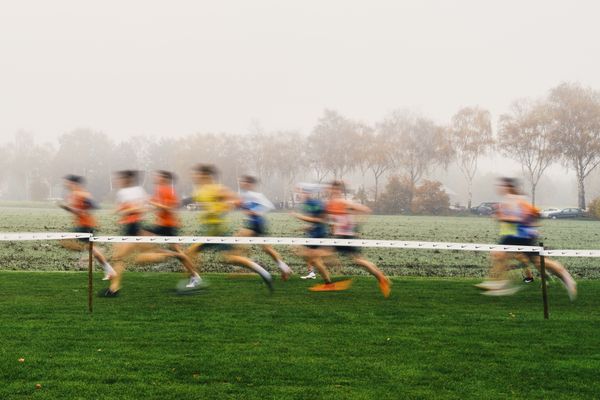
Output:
top-left (412, 180), bottom-right (450, 215)
top-left (376, 175), bottom-right (413, 214)
top-left (588, 197), bottom-right (600, 219)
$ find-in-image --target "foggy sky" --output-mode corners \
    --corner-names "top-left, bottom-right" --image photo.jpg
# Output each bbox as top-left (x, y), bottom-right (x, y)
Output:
top-left (1, 0), bottom-right (599, 204)
top-left (1, 0), bottom-right (599, 142)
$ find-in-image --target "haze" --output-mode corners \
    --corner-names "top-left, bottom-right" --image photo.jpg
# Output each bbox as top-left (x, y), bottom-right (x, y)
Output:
top-left (1, 0), bottom-right (600, 207)
top-left (1, 0), bottom-right (598, 139)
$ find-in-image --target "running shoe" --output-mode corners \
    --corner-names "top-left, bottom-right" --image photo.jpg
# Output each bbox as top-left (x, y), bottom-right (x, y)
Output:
top-left (482, 286), bottom-right (521, 296)
top-left (301, 271), bottom-right (317, 280)
top-left (378, 277), bottom-right (391, 298)
top-left (523, 277), bottom-right (534, 283)
top-left (262, 274), bottom-right (275, 293)
top-left (309, 279), bottom-right (353, 292)
top-left (474, 280), bottom-right (510, 290)
top-left (102, 272), bottom-right (116, 281)
top-left (186, 275), bottom-right (202, 288)
top-left (99, 288), bottom-right (119, 297)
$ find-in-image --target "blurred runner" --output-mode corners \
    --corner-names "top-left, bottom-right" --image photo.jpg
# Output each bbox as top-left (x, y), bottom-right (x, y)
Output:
top-left (103, 170), bottom-right (148, 296)
top-left (136, 170), bottom-right (201, 288)
top-left (477, 177), bottom-right (577, 300)
top-left (235, 175), bottom-right (292, 280)
top-left (291, 183), bottom-right (351, 292)
top-left (185, 164), bottom-right (274, 292)
top-left (59, 174), bottom-right (115, 280)
top-left (326, 181), bottom-right (390, 298)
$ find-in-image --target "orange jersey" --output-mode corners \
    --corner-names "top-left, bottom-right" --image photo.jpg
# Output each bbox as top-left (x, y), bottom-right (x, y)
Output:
top-left (326, 198), bottom-right (355, 236)
top-left (153, 184), bottom-right (179, 227)
top-left (69, 191), bottom-right (96, 228)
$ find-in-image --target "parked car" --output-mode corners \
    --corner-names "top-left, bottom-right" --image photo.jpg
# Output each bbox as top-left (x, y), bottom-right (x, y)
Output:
top-left (540, 208), bottom-right (560, 218)
top-left (470, 202), bottom-right (498, 216)
top-left (546, 208), bottom-right (584, 219)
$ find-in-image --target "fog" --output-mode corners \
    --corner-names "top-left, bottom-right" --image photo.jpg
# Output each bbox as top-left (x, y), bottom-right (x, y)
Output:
top-left (1, 0), bottom-right (599, 207)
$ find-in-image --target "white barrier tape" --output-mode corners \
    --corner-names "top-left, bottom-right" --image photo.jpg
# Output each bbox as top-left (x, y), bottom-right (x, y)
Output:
top-left (90, 235), bottom-right (543, 253)
top-left (3, 232), bottom-right (599, 257)
top-left (0, 232), bottom-right (92, 241)
top-left (540, 250), bottom-right (600, 258)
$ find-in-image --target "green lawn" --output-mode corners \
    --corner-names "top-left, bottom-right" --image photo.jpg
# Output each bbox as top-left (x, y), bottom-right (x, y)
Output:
top-left (1, 272), bottom-right (598, 399)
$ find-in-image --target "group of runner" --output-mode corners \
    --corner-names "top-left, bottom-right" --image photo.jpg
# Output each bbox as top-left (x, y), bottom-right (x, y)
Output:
top-left (59, 167), bottom-right (577, 301)
top-left (59, 164), bottom-right (392, 298)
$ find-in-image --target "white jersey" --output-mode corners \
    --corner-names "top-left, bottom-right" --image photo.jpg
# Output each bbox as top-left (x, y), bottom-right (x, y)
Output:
top-left (116, 186), bottom-right (148, 208)
top-left (240, 190), bottom-right (274, 216)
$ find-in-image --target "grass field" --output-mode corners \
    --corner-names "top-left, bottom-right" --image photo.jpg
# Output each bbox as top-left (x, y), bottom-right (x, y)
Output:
top-left (1, 207), bottom-right (600, 278)
top-left (1, 272), bottom-right (598, 399)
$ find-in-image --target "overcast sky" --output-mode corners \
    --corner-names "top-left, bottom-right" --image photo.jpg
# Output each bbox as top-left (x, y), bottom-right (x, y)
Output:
top-left (0, 0), bottom-right (599, 142)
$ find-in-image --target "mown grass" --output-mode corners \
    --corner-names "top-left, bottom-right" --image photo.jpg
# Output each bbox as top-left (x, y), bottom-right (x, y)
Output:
top-left (0, 272), bottom-right (598, 399)
top-left (1, 207), bottom-right (600, 278)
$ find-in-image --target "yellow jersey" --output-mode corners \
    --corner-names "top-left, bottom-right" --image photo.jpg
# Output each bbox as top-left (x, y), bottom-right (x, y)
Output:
top-left (193, 183), bottom-right (230, 231)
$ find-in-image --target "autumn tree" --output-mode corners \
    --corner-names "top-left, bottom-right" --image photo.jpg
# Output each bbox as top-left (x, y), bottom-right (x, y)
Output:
top-left (450, 106), bottom-right (493, 209)
top-left (412, 180), bottom-right (450, 215)
top-left (379, 110), bottom-right (452, 208)
top-left (376, 175), bottom-right (413, 214)
top-left (547, 83), bottom-right (600, 209)
top-left (498, 99), bottom-right (557, 205)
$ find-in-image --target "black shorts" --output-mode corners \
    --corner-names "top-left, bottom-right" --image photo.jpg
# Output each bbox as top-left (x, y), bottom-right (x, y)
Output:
top-left (499, 236), bottom-right (538, 261)
top-left (143, 225), bottom-right (179, 237)
top-left (121, 222), bottom-right (141, 236)
top-left (333, 236), bottom-right (360, 255)
top-left (74, 226), bottom-right (94, 242)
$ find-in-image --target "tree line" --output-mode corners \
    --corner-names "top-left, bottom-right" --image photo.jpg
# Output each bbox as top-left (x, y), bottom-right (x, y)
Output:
top-left (2, 82), bottom-right (600, 211)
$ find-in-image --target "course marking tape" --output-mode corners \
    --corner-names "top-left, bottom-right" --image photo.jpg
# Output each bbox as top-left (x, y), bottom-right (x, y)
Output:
top-left (4, 232), bottom-right (600, 257)
top-left (0, 232), bottom-right (92, 241)
top-left (89, 235), bottom-right (543, 253)
top-left (540, 250), bottom-right (600, 258)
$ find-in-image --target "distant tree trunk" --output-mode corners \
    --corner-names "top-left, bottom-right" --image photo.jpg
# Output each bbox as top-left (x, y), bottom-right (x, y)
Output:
top-left (577, 172), bottom-right (586, 209)
top-left (531, 181), bottom-right (537, 206)
top-left (466, 177), bottom-right (473, 209)
top-left (374, 174), bottom-right (380, 202)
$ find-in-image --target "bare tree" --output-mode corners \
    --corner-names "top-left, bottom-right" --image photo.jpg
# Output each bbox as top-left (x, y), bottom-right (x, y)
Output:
top-left (365, 130), bottom-right (394, 202)
top-left (52, 129), bottom-right (114, 199)
top-left (450, 106), bottom-right (493, 209)
top-left (270, 131), bottom-right (307, 206)
top-left (308, 109), bottom-right (360, 180)
top-left (548, 83), bottom-right (600, 209)
top-left (379, 110), bottom-right (452, 207)
top-left (498, 100), bottom-right (556, 205)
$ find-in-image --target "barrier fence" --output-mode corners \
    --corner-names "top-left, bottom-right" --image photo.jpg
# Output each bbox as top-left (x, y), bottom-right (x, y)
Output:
top-left (3, 232), bottom-right (599, 318)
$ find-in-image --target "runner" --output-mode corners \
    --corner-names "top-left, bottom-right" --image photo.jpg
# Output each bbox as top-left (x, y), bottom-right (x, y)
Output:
top-left (185, 164), bottom-right (274, 292)
top-left (291, 183), bottom-right (352, 292)
top-left (477, 177), bottom-right (577, 300)
top-left (325, 181), bottom-right (391, 297)
top-left (136, 170), bottom-right (201, 288)
top-left (236, 175), bottom-right (292, 280)
top-left (103, 170), bottom-right (148, 297)
top-left (59, 174), bottom-right (115, 280)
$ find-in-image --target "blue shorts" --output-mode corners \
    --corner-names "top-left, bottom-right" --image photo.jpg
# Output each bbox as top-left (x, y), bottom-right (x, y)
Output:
top-left (245, 219), bottom-right (267, 236)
